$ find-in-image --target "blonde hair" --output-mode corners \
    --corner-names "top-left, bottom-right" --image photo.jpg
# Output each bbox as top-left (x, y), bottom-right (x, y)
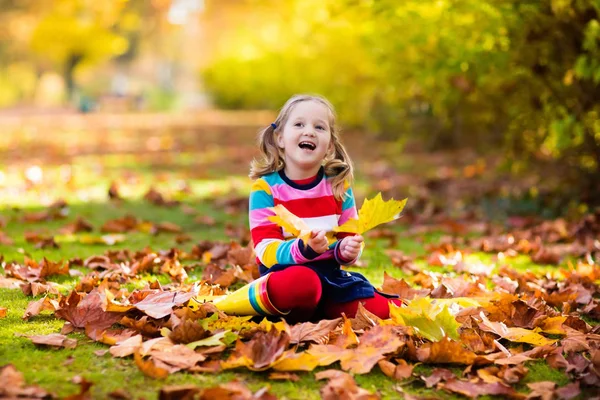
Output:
top-left (249, 94), bottom-right (354, 200)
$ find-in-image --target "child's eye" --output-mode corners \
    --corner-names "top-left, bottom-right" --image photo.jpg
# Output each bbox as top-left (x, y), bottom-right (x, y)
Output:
top-left (316, 125), bottom-right (325, 130)
top-left (294, 122), bottom-right (303, 127)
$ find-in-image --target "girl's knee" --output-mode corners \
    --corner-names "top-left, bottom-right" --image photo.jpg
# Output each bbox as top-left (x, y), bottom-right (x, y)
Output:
top-left (267, 266), bottom-right (322, 308)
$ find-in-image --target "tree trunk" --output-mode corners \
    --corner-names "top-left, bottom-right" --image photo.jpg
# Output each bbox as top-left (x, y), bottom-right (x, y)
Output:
top-left (64, 53), bottom-right (83, 100)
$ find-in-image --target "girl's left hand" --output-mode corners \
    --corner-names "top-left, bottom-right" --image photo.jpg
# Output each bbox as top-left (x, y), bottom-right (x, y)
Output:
top-left (339, 235), bottom-right (364, 261)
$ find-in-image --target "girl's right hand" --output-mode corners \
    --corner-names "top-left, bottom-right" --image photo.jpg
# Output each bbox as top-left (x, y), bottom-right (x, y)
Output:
top-left (307, 230), bottom-right (329, 254)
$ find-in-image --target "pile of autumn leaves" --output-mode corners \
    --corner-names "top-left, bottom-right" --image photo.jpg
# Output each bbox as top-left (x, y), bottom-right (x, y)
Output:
top-left (1, 210), bottom-right (600, 399)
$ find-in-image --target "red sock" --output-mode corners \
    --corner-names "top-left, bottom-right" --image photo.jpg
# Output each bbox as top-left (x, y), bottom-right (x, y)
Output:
top-left (266, 266), bottom-right (322, 322)
top-left (323, 293), bottom-right (403, 319)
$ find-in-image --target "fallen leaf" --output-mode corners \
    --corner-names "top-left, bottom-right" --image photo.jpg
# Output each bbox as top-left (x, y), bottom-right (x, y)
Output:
top-left (26, 333), bottom-right (77, 349)
top-left (316, 369), bottom-right (380, 400)
top-left (289, 318), bottom-right (342, 345)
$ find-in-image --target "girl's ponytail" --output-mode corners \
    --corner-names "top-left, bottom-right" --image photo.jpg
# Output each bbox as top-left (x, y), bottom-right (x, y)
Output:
top-left (249, 123), bottom-right (284, 180)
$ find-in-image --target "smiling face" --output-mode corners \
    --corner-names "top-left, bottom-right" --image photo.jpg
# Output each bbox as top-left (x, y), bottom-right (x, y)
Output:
top-left (276, 100), bottom-right (333, 180)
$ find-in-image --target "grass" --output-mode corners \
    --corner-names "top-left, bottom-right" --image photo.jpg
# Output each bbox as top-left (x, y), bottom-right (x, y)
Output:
top-left (0, 144), bottom-right (592, 400)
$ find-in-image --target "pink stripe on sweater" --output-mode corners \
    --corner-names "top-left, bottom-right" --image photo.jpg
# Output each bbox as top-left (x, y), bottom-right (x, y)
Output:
top-left (271, 180), bottom-right (333, 201)
top-left (338, 207), bottom-right (357, 225)
top-left (249, 207), bottom-right (277, 227)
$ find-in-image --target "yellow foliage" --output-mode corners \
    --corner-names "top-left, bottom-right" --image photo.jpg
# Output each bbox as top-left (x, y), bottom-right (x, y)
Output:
top-left (267, 204), bottom-right (312, 242)
top-left (334, 193), bottom-right (407, 235)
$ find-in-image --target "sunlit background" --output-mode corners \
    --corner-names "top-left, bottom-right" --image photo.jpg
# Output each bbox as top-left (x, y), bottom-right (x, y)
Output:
top-left (1, 0), bottom-right (599, 215)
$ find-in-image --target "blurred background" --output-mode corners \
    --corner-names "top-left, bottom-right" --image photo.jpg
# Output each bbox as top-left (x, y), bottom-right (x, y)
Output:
top-left (1, 0), bottom-right (599, 218)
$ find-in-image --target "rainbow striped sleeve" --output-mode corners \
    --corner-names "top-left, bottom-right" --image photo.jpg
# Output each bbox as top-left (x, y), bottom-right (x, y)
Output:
top-left (249, 178), bottom-right (300, 268)
top-left (335, 186), bottom-right (363, 265)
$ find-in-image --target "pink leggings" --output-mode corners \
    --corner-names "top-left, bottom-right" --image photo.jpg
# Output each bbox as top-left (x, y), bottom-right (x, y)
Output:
top-left (266, 265), bottom-right (402, 323)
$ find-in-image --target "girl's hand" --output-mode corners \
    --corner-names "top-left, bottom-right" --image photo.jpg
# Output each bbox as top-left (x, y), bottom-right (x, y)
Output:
top-left (339, 235), bottom-right (364, 261)
top-left (307, 230), bottom-right (329, 254)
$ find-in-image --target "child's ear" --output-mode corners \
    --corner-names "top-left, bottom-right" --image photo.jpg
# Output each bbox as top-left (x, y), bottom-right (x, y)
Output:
top-left (276, 132), bottom-right (284, 149)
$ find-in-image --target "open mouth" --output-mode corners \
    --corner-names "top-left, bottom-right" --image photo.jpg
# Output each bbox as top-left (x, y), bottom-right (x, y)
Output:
top-left (298, 141), bottom-right (316, 151)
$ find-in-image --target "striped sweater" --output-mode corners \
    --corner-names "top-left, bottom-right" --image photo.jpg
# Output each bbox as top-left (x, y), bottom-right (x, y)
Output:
top-left (249, 168), bottom-right (360, 274)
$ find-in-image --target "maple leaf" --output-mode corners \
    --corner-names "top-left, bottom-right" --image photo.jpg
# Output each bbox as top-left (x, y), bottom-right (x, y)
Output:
top-left (289, 318), bottom-right (342, 345)
top-left (334, 193), bottom-right (407, 234)
top-left (267, 204), bottom-right (312, 242)
top-left (388, 297), bottom-right (461, 342)
top-left (221, 327), bottom-right (290, 371)
top-left (55, 289), bottom-right (123, 332)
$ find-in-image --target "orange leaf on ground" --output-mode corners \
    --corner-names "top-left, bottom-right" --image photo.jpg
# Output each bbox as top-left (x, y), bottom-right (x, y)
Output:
top-left (417, 337), bottom-right (477, 365)
top-left (134, 349), bottom-right (169, 379)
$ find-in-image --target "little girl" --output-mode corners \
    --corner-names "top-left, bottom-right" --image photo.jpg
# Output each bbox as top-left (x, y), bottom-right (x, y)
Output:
top-left (213, 94), bottom-right (401, 322)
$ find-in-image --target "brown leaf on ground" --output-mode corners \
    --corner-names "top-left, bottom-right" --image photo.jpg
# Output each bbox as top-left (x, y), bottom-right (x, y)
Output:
top-left (381, 272), bottom-right (430, 299)
top-left (526, 381), bottom-right (556, 400)
top-left (59, 217), bottom-right (94, 234)
top-left (23, 296), bottom-right (59, 320)
top-left (416, 337), bottom-right (477, 365)
top-left (222, 328), bottom-right (289, 370)
top-left (0, 231), bottom-right (14, 245)
top-left (149, 344), bottom-right (206, 373)
top-left (0, 307), bottom-right (6, 318)
top-left (340, 325), bottom-right (405, 374)
top-left (55, 289), bottom-right (123, 332)
top-left (316, 369), bottom-right (380, 400)
top-left (101, 214), bottom-right (138, 233)
top-left (378, 359), bottom-right (414, 380)
top-left (7, 257), bottom-right (69, 282)
top-left (159, 385), bottom-right (201, 400)
top-left (289, 318), bottom-right (341, 345)
top-left (167, 315), bottom-right (210, 344)
top-left (133, 289), bottom-right (195, 319)
top-left (201, 263), bottom-right (238, 288)
top-left (25, 231), bottom-right (59, 248)
top-left (108, 181), bottom-right (122, 201)
top-left (109, 334), bottom-right (143, 357)
top-left (144, 187), bottom-right (179, 207)
top-left (199, 381), bottom-right (277, 400)
top-left (442, 379), bottom-right (520, 398)
top-left (268, 372), bottom-right (300, 381)
top-left (21, 281), bottom-right (59, 296)
top-left (0, 364), bottom-right (53, 398)
top-left (352, 302), bottom-right (382, 330)
top-left (26, 333), bottom-right (77, 349)
top-left (152, 221), bottom-right (182, 234)
top-left (421, 368), bottom-right (456, 388)
top-left (64, 376), bottom-right (93, 400)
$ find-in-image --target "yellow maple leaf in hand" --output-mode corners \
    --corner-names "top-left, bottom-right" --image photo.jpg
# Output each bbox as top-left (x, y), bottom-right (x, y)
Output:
top-left (333, 193), bottom-right (407, 235)
top-left (267, 204), bottom-right (312, 243)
